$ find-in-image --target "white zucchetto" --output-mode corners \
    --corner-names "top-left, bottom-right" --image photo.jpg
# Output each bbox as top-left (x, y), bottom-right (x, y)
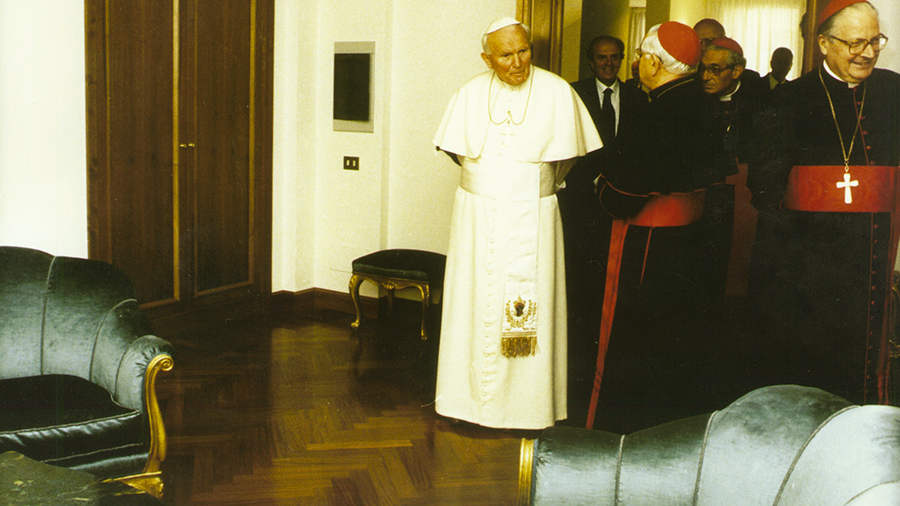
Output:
top-left (484, 17), bottom-right (521, 35)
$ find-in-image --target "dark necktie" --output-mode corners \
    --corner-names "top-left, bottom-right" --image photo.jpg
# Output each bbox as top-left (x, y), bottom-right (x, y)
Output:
top-left (600, 87), bottom-right (616, 143)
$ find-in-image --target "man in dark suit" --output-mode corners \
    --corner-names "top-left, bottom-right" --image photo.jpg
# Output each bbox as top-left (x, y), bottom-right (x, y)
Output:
top-left (559, 35), bottom-right (647, 427)
top-left (761, 47), bottom-right (793, 90)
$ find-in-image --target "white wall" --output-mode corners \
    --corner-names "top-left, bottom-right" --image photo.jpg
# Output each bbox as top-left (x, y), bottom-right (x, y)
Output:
top-left (271, 0), bottom-right (517, 294)
top-left (311, 0), bottom-right (391, 296)
top-left (669, 0), bottom-right (706, 26)
top-left (0, 1), bottom-right (87, 258)
top-left (272, 0), bottom-right (320, 291)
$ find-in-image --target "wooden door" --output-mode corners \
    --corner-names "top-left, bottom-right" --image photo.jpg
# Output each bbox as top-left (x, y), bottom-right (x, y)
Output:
top-left (85, 0), bottom-right (273, 331)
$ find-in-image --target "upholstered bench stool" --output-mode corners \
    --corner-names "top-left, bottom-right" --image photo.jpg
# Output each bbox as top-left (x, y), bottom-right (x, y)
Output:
top-left (349, 249), bottom-right (446, 340)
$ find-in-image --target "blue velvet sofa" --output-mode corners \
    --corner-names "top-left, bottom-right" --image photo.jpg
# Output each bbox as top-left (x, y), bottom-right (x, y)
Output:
top-left (0, 246), bottom-right (174, 498)
top-left (519, 385), bottom-right (900, 505)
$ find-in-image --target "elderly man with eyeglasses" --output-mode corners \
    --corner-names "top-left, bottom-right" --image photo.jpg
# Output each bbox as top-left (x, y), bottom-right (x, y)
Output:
top-left (747, 0), bottom-right (899, 407)
top-left (700, 37), bottom-right (767, 169)
top-left (696, 37), bottom-right (768, 312)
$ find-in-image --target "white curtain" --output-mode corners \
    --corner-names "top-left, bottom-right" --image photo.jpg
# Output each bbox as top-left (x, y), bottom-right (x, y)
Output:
top-left (627, 8), bottom-right (646, 68)
top-left (869, 0), bottom-right (899, 73)
top-left (708, 0), bottom-right (806, 80)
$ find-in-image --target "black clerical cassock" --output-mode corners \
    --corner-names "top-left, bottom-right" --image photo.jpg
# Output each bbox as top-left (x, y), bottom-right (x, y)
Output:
top-left (748, 66), bottom-right (900, 405)
top-left (587, 74), bottom-right (732, 431)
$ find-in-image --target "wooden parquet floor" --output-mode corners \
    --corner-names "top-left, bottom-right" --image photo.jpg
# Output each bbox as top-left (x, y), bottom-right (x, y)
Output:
top-left (156, 306), bottom-right (535, 505)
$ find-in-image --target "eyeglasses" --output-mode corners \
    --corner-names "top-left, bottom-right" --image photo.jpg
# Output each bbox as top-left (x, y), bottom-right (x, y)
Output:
top-left (828, 34), bottom-right (888, 55)
top-left (698, 64), bottom-right (734, 76)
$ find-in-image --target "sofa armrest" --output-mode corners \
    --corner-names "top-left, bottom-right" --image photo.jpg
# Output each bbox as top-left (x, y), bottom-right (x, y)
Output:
top-left (519, 427), bottom-right (629, 506)
top-left (141, 353), bottom-right (173, 472)
top-left (114, 335), bottom-right (174, 412)
top-left (112, 338), bottom-right (173, 499)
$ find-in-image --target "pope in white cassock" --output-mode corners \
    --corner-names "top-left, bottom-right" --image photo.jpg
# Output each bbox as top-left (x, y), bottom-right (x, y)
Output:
top-left (432, 17), bottom-right (603, 429)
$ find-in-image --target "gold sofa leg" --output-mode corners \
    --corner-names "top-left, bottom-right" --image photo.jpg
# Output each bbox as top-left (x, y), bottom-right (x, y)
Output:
top-left (109, 353), bottom-right (174, 499)
top-left (518, 438), bottom-right (534, 506)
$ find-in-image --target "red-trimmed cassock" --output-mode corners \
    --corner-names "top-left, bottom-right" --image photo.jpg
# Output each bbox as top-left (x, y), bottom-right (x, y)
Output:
top-left (747, 65), bottom-right (900, 405)
top-left (587, 75), bottom-right (733, 432)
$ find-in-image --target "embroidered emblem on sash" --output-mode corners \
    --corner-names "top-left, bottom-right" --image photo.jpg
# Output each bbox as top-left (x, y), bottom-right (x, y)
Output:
top-left (501, 295), bottom-right (537, 357)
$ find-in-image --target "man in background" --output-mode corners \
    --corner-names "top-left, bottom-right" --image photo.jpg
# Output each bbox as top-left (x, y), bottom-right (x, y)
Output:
top-left (693, 18), bottom-right (726, 51)
top-left (761, 47), bottom-right (794, 90)
top-left (700, 37), bottom-right (764, 170)
top-left (694, 18), bottom-right (767, 96)
top-left (625, 60), bottom-right (643, 89)
top-left (699, 36), bottom-right (766, 313)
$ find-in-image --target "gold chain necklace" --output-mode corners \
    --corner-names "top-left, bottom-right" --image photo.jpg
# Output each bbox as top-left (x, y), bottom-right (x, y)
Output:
top-left (488, 71), bottom-right (533, 125)
top-left (819, 67), bottom-right (867, 172)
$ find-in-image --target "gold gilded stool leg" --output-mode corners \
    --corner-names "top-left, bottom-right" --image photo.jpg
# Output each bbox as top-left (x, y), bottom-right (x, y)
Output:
top-left (418, 284), bottom-right (431, 341)
top-left (349, 273), bottom-right (364, 335)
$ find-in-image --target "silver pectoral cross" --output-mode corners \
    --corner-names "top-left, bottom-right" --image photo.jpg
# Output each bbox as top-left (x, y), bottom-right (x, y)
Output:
top-left (837, 172), bottom-right (859, 204)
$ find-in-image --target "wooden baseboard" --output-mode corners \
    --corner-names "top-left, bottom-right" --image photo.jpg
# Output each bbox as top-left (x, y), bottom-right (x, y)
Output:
top-left (147, 292), bottom-right (269, 337)
top-left (271, 288), bottom-right (378, 319)
top-left (148, 287), bottom-right (406, 337)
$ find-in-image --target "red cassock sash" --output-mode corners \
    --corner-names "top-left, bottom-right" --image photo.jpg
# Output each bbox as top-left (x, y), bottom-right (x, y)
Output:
top-left (586, 190), bottom-right (707, 429)
top-left (725, 163), bottom-right (757, 297)
top-left (783, 165), bottom-right (900, 404)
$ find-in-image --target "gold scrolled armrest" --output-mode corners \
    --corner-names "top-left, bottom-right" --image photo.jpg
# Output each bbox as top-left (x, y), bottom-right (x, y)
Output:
top-left (110, 353), bottom-right (174, 499)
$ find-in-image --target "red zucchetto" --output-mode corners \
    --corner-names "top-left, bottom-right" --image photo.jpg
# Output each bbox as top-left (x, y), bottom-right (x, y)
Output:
top-left (658, 21), bottom-right (702, 67)
top-left (710, 37), bottom-right (743, 57)
top-left (818, 0), bottom-right (870, 27)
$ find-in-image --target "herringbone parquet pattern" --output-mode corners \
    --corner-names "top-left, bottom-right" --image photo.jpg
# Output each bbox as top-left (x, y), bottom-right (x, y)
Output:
top-left (157, 307), bottom-right (532, 505)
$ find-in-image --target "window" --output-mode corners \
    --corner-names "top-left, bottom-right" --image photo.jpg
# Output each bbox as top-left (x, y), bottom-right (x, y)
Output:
top-left (708, 0), bottom-right (806, 80)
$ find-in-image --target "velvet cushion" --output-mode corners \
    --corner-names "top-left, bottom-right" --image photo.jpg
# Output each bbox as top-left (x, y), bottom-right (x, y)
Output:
top-left (352, 249), bottom-right (446, 287)
top-left (0, 375), bottom-right (144, 471)
top-left (528, 385), bottom-right (900, 505)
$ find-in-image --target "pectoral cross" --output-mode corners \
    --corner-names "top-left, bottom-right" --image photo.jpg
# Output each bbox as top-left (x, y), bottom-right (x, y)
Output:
top-left (837, 172), bottom-right (859, 204)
